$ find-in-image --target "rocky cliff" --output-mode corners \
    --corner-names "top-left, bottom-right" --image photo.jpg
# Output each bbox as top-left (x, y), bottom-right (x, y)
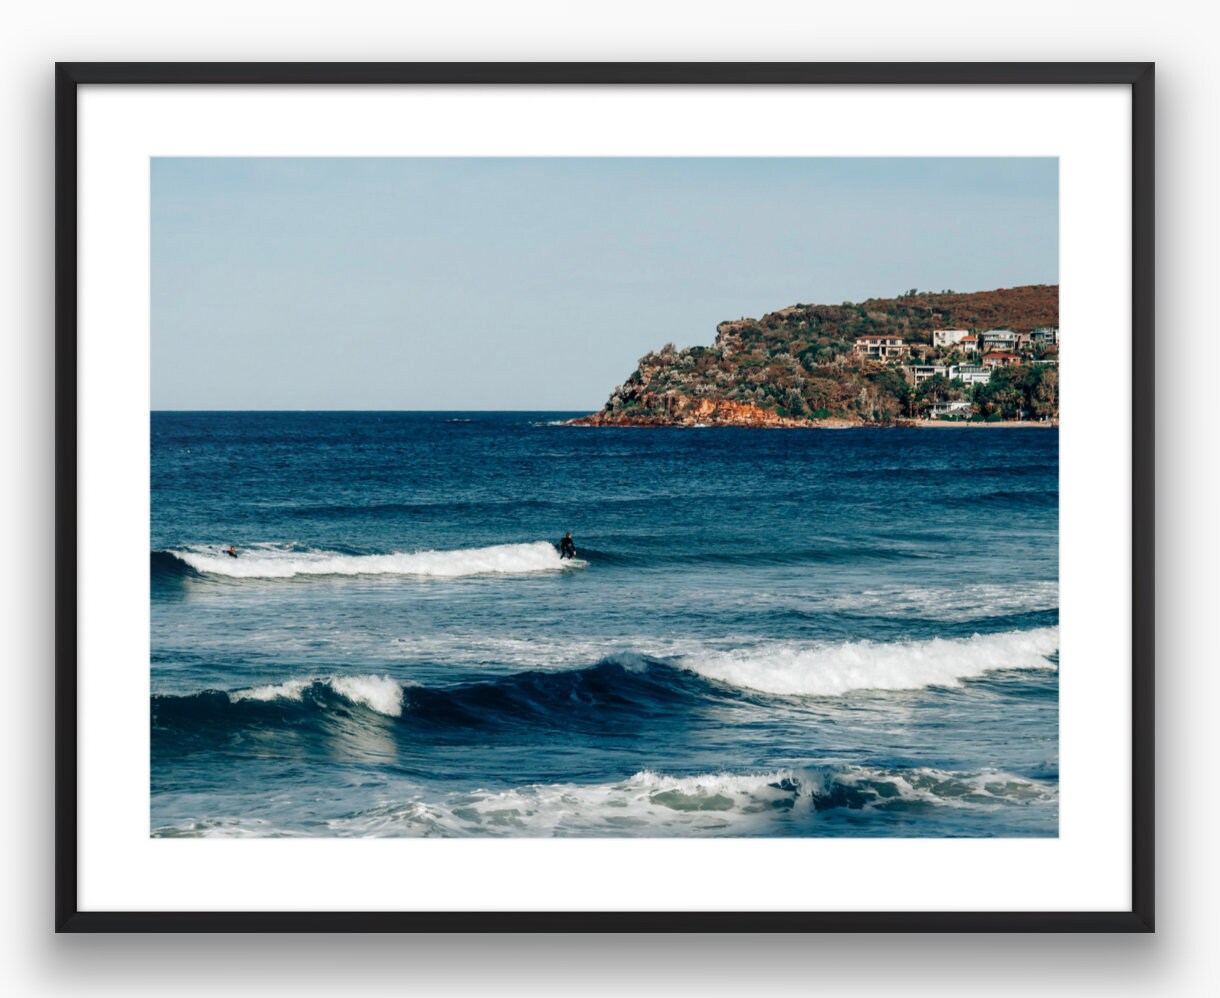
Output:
top-left (573, 395), bottom-right (858, 428)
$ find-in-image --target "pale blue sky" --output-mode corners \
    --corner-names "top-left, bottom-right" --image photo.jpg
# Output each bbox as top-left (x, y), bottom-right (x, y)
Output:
top-left (152, 157), bottom-right (1057, 410)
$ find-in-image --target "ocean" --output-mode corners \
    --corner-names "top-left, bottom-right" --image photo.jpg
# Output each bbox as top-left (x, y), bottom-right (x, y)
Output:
top-left (151, 412), bottom-right (1059, 838)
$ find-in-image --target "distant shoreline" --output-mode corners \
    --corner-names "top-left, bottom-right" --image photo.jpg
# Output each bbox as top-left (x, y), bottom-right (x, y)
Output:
top-left (905, 419), bottom-right (1058, 429)
top-left (563, 416), bottom-right (1058, 429)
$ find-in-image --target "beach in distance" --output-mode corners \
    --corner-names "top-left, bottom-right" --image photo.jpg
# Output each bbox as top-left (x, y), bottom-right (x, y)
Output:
top-left (150, 411), bottom-right (1059, 838)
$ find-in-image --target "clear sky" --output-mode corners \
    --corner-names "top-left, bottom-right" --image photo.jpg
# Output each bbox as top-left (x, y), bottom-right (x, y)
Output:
top-left (152, 157), bottom-right (1058, 411)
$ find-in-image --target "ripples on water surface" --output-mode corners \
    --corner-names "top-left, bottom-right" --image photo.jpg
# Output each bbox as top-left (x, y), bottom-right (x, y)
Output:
top-left (151, 413), bottom-right (1058, 837)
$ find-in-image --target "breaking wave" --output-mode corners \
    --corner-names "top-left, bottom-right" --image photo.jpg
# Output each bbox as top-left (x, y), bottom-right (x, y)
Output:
top-left (387, 626), bottom-right (1059, 694)
top-left (228, 674), bottom-right (405, 716)
top-left (154, 541), bottom-right (582, 579)
top-left (153, 765), bottom-right (1058, 838)
top-left (680, 626), bottom-right (1059, 695)
top-left (152, 626), bottom-right (1058, 747)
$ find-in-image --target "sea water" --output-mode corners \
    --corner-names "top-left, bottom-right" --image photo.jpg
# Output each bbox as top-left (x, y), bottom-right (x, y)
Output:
top-left (151, 412), bottom-right (1058, 837)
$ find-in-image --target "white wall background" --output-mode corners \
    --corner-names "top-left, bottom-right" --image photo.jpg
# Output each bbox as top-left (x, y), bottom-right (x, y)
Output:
top-left (1, 2), bottom-right (1215, 995)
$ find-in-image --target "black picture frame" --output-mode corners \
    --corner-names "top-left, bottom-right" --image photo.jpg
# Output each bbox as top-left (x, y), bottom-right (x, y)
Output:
top-left (55, 61), bottom-right (1155, 933)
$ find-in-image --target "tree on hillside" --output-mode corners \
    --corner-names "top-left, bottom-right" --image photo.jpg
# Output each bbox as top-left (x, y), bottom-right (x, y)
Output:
top-left (1031, 367), bottom-right (1059, 419)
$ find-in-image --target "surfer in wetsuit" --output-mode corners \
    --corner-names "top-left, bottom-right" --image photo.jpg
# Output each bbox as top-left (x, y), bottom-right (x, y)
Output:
top-left (558, 532), bottom-right (576, 559)
top-left (225, 546), bottom-right (238, 558)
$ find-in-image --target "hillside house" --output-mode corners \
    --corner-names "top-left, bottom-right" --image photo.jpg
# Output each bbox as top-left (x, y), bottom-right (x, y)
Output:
top-left (979, 329), bottom-right (1018, 354)
top-left (928, 400), bottom-right (974, 419)
top-left (906, 364), bottom-right (953, 386)
top-left (854, 335), bottom-right (908, 360)
top-left (949, 364), bottom-right (991, 385)
top-left (932, 329), bottom-right (972, 349)
top-left (982, 352), bottom-right (1021, 369)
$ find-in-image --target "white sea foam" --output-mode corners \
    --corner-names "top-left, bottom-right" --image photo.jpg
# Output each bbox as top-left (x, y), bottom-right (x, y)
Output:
top-left (786, 580), bottom-right (1060, 621)
top-left (228, 674), bottom-right (404, 717)
top-left (168, 541), bottom-right (581, 579)
top-left (314, 766), bottom-right (1057, 838)
top-left (389, 626), bottom-right (1058, 696)
top-left (679, 627), bottom-right (1059, 695)
top-left (151, 818), bottom-right (311, 839)
top-left (228, 678), bottom-right (312, 703)
top-left (327, 675), bottom-right (405, 716)
top-left (151, 767), bottom-right (1057, 838)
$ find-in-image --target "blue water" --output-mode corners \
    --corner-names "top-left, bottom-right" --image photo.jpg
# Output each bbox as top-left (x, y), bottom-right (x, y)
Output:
top-left (151, 412), bottom-right (1059, 837)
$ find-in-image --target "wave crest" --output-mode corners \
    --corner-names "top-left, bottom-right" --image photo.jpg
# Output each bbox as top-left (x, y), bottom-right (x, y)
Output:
top-left (311, 766), bottom-right (1058, 838)
top-left (152, 627), bottom-right (1058, 747)
top-left (160, 541), bottom-right (581, 579)
top-left (228, 674), bottom-right (405, 716)
top-left (680, 627), bottom-right (1059, 695)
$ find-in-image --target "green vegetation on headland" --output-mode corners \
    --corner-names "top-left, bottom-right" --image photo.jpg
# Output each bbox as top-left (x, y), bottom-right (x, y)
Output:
top-left (568, 285), bottom-right (1060, 427)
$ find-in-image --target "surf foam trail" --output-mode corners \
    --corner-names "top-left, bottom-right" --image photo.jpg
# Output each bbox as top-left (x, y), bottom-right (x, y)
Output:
top-left (679, 627), bottom-right (1059, 695)
top-left (228, 674), bottom-right (405, 716)
top-left (390, 617), bottom-right (1059, 674)
top-left (158, 541), bottom-right (581, 579)
top-left (275, 766), bottom-right (1058, 838)
top-left (152, 628), bottom-right (1058, 747)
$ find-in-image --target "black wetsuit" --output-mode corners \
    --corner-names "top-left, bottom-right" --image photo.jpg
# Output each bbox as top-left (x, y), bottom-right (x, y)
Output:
top-left (559, 536), bottom-right (575, 559)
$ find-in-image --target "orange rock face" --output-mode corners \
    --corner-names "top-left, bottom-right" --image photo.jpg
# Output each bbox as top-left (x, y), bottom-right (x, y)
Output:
top-left (566, 394), bottom-right (861, 428)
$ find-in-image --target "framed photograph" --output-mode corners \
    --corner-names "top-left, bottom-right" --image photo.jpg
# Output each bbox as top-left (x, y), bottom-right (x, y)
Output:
top-left (57, 62), bottom-right (1154, 931)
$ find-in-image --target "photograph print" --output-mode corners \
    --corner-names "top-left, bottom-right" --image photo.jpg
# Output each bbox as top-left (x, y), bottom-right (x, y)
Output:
top-left (150, 157), bottom-right (1060, 838)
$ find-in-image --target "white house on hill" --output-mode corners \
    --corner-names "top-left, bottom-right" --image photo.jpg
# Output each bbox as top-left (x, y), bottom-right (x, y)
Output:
top-left (904, 363), bottom-right (991, 386)
top-left (932, 329), bottom-right (972, 348)
top-left (979, 329), bottom-right (1018, 353)
top-left (928, 400), bottom-right (973, 419)
top-left (854, 335), bottom-right (908, 360)
top-left (951, 364), bottom-right (991, 385)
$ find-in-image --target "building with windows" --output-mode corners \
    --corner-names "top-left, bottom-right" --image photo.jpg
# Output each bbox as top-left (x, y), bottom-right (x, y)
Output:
top-left (906, 364), bottom-right (953, 385)
top-left (978, 329), bottom-right (1018, 354)
top-left (982, 352), bottom-right (1021, 368)
top-left (904, 363), bottom-right (991, 386)
top-left (932, 329), bottom-right (972, 349)
top-left (928, 400), bottom-right (973, 419)
top-left (1032, 327), bottom-right (1059, 346)
top-left (853, 335), bottom-right (907, 360)
top-left (949, 364), bottom-right (991, 385)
